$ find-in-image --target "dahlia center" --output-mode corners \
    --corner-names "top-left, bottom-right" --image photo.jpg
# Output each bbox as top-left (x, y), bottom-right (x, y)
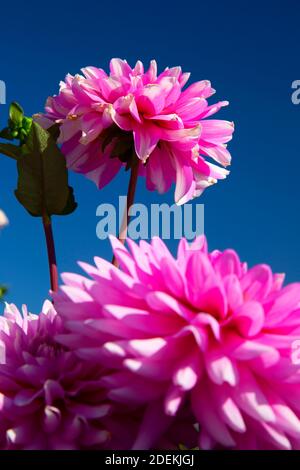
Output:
top-left (101, 125), bottom-right (140, 170)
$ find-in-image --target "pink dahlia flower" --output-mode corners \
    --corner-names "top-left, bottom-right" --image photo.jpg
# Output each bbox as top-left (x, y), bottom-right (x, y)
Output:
top-left (0, 300), bottom-right (115, 449)
top-left (37, 58), bottom-right (233, 204)
top-left (55, 237), bottom-right (300, 450)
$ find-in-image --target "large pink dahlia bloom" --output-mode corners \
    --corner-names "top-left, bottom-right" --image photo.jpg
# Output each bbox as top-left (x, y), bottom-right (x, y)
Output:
top-left (37, 58), bottom-right (233, 204)
top-left (0, 301), bottom-right (114, 449)
top-left (55, 237), bottom-right (300, 450)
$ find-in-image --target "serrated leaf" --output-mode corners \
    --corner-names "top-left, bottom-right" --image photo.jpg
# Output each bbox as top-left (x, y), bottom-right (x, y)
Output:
top-left (9, 102), bottom-right (24, 126)
top-left (14, 121), bottom-right (77, 217)
top-left (0, 143), bottom-right (21, 160)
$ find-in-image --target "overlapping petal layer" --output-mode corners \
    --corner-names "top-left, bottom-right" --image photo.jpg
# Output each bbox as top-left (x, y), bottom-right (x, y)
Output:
top-left (55, 236), bottom-right (300, 449)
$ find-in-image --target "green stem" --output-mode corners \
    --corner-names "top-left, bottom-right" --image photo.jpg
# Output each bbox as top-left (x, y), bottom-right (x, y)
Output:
top-left (112, 162), bottom-right (139, 267)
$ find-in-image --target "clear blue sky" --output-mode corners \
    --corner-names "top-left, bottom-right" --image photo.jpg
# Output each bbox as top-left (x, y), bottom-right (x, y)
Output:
top-left (1, 0), bottom-right (300, 311)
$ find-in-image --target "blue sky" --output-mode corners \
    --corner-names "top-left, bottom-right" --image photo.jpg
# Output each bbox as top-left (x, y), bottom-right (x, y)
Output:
top-left (0, 0), bottom-right (300, 311)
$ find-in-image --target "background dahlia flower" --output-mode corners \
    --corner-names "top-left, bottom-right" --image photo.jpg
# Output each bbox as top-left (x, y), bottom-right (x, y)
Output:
top-left (0, 300), bottom-right (117, 449)
top-left (0, 209), bottom-right (8, 229)
top-left (55, 236), bottom-right (300, 450)
top-left (37, 58), bottom-right (234, 204)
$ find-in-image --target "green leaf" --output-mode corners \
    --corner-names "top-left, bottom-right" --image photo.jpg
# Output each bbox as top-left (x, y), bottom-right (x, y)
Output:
top-left (14, 121), bottom-right (77, 217)
top-left (0, 128), bottom-right (14, 140)
top-left (9, 102), bottom-right (24, 127)
top-left (0, 143), bottom-right (21, 160)
top-left (60, 186), bottom-right (78, 215)
top-left (47, 123), bottom-right (61, 142)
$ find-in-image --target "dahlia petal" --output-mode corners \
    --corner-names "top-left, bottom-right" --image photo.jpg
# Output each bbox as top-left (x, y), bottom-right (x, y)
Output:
top-left (151, 236), bottom-right (174, 262)
top-left (133, 123), bottom-right (160, 161)
top-left (136, 84), bottom-right (166, 115)
top-left (174, 154), bottom-right (196, 205)
top-left (179, 80), bottom-right (215, 102)
top-left (205, 352), bottom-right (238, 386)
top-left (241, 265), bottom-right (273, 302)
top-left (110, 58), bottom-right (132, 78)
top-left (133, 60), bottom-right (144, 75)
top-left (80, 113), bottom-right (103, 144)
top-left (113, 95), bottom-right (141, 123)
top-left (132, 402), bottom-right (172, 450)
top-left (70, 403), bottom-right (111, 419)
top-left (80, 317), bottom-right (143, 339)
top-left (259, 422), bottom-right (291, 450)
top-left (199, 100), bottom-right (229, 119)
top-left (59, 285), bottom-right (94, 304)
top-left (127, 239), bottom-right (152, 274)
top-left (201, 143), bottom-right (232, 167)
top-left (198, 430), bottom-right (215, 450)
top-left (108, 381), bottom-right (162, 404)
top-left (233, 301), bottom-right (265, 337)
top-left (44, 380), bottom-right (65, 406)
top-left (7, 425), bottom-right (31, 446)
top-left (81, 429), bottom-right (110, 447)
top-left (192, 384), bottom-right (236, 447)
top-left (102, 342), bottom-right (126, 357)
top-left (146, 291), bottom-right (193, 321)
top-left (124, 357), bottom-right (173, 380)
top-left (129, 338), bottom-right (167, 357)
top-left (160, 125), bottom-right (201, 142)
top-left (145, 60), bottom-right (157, 82)
top-left (71, 76), bottom-right (100, 104)
top-left (193, 314), bottom-right (221, 341)
top-left (264, 283), bottom-right (300, 326)
top-left (213, 249), bottom-right (242, 277)
top-left (264, 389), bottom-right (300, 438)
top-left (14, 389), bottom-right (42, 406)
top-left (86, 154), bottom-right (122, 190)
top-left (57, 119), bottom-right (80, 144)
top-left (160, 256), bottom-right (185, 298)
top-left (228, 333), bottom-right (279, 361)
top-left (173, 357), bottom-right (199, 391)
top-left (233, 370), bottom-right (276, 423)
top-left (109, 235), bottom-right (138, 277)
top-left (146, 145), bottom-right (174, 193)
top-left (100, 77), bottom-right (127, 102)
top-left (60, 272), bottom-right (91, 289)
top-left (217, 393), bottom-right (246, 433)
top-left (44, 406), bottom-right (61, 433)
top-left (179, 72), bottom-right (190, 87)
top-left (176, 98), bottom-right (208, 121)
top-left (223, 275), bottom-right (244, 311)
top-left (81, 66), bottom-right (107, 80)
top-left (161, 78), bottom-right (181, 107)
top-left (200, 120), bottom-right (234, 145)
top-left (103, 304), bottom-right (147, 320)
top-left (146, 113), bottom-right (184, 130)
top-left (103, 306), bottom-right (180, 335)
top-left (164, 386), bottom-right (184, 416)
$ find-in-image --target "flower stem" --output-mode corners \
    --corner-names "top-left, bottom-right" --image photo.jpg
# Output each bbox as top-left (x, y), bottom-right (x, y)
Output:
top-left (112, 161), bottom-right (139, 267)
top-left (42, 213), bottom-right (58, 292)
